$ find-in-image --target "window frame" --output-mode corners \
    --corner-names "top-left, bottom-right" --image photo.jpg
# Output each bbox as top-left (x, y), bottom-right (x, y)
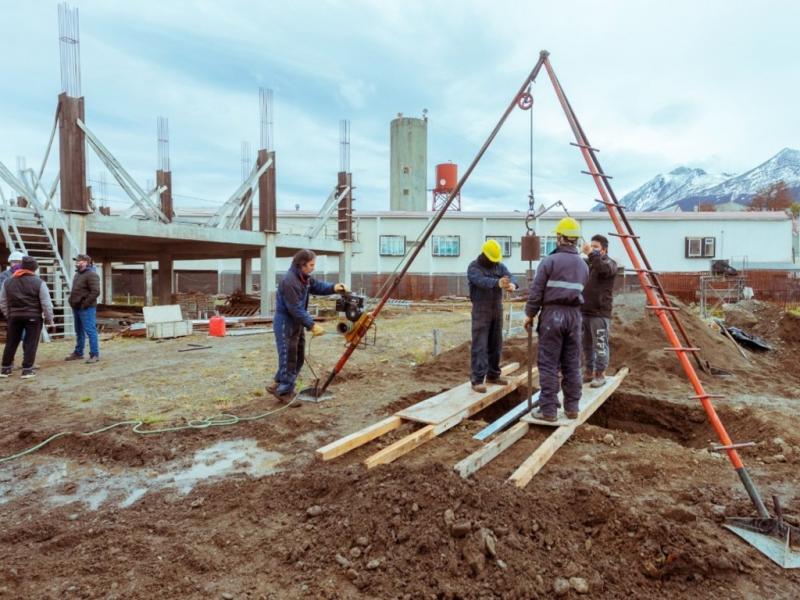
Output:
top-left (379, 234), bottom-right (406, 257)
top-left (685, 236), bottom-right (716, 258)
top-left (431, 234), bottom-right (461, 257)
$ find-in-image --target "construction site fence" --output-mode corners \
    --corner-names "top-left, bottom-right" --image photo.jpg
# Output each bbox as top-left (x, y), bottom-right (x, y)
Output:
top-left (110, 269), bottom-right (800, 305)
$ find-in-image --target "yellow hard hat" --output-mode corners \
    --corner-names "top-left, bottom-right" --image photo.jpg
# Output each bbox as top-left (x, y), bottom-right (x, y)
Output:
top-left (554, 217), bottom-right (581, 238)
top-left (482, 239), bottom-right (502, 263)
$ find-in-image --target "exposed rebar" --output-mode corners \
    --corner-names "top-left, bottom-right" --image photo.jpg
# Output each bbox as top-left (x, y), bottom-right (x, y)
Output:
top-left (58, 2), bottom-right (82, 97)
top-left (259, 88), bottom-right (274, 151)
top-left (241, 141), bottom-right (252, 183)
top-left (339, 119), bottom-right (351, 173)
top-left (157, 116), bottom-right (170, 172)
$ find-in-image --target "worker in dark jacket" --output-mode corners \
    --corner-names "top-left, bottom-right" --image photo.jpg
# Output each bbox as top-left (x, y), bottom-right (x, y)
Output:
top-left (467, 239), bottom-right (518, 392)
top-left (271, 249), bottom-right (347, 402)
top-left (0, 256), bottom-right (55, 379)
top-left (581, 235), bottom-right (618, 388)
top-left (65, 254), bottom-right (101, 364)
top-left (523, 218), bottom-right (589, 422)
top-left (0, 250), bottom-right (25, 291)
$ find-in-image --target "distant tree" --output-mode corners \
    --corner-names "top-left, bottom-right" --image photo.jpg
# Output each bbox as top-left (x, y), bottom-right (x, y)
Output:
top-left (791, 202), bottom-right (800, 218)
top-left (697, 202), bottom-right (716, 212)
top-left (748, 180), bottom-right (794, 212)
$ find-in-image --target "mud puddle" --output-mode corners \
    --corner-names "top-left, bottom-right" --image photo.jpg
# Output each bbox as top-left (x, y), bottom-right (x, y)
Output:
top-left (0, 438), bottom-right (283, 510)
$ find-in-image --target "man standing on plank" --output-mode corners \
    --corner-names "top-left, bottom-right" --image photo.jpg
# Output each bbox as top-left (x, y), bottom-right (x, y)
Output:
top-left (581, 234), bottom-right (618, 388)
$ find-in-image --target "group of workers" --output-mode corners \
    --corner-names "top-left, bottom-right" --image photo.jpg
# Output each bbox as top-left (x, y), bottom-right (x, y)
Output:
top-left (0, 252), bottom-right (101, 378)
top-left (270, 216), bottom-right (617, 419)
top-left (471, 216), bottom-right (617, 422)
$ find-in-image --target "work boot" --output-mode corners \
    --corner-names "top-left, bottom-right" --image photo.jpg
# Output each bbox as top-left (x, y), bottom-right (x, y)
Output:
top-left (486, 376), bottom-right (509, 386)
top-left (583, 369), bottom-right (593, 384)
top-left (64, 353), bottom-right (83, 361)
top-left (266, 382), bottom-right (278, 395)
top-left (471, 383), bottom-right (487, 393)
top-left (531, 408), bottom-right (557, 423)
top-left (0, 366), bottom-right (12, 378)
top-left (21, 368), bottom-right (36, 379)
top-left (85, 356), bottom-right (100, 364)
top-left (590, 371), bottom-right (606, 388)
top-left (565, 409), bottom-right (579, 420)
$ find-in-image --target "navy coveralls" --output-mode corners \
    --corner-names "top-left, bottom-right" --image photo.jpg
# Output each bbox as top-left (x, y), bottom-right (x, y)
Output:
top-left (467, 259), bottom-right (518, 385)
top-left (273, 267), bottom-right (335, 395)
top-left (525, 245), bottom-right (589, 418)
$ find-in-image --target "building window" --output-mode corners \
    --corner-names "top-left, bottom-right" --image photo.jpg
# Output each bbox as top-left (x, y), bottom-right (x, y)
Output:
top-left (402, 189), bottom-right (409, 196)
top-left (540, 236), bottom-right (558, 256)
top-left (685, 236), bottom-right (716, 258)
top-left (486, 236), bottom-right (512, 257)
top-left (379, 235), bottom-right (406, 256)
top-left (432, 235), bottom-right (460, 257)
top-left (402, 166), bottom-right (410, 174)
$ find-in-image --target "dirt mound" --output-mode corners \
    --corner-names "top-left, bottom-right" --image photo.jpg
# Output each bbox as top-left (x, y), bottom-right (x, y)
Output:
top-left (4, 460), bottom-right (790, 599)
top-left (779, 311), bottom-right (800, 344)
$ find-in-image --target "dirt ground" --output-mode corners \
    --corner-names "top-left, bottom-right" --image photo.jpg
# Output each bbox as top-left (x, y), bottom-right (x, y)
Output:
top-left (0, 294), bottom-right (798, 599)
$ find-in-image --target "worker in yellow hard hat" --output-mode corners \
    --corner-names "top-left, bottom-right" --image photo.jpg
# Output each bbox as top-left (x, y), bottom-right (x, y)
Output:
top-left (522, 217), bottom-right (589, 422)
top-left (467, 239), bottom-right (518, 393)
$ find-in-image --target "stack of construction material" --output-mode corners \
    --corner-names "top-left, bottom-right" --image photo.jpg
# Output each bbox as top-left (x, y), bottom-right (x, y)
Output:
top-left (172, 293), bottom-right (220, 319)
top-left (221, 290), bottom-right (261, 317)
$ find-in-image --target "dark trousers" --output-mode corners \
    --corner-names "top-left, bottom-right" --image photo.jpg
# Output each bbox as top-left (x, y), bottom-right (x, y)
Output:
top-left (273, 311), bottom-right (305, 394)
top-left (2, 316), bottom-right (42, 369)
top-left (471, 308), bottom-right (503, 384)
top-left (582, 315), bottom-right (611, 373)
top-left (537, 306), bottom-right (583, 417)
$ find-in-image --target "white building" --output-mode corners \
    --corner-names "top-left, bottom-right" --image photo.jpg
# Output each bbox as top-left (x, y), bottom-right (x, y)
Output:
top-left (267, 209), bottom-right (794, 276)
top-left (145, 209), bottom-right (795, 298)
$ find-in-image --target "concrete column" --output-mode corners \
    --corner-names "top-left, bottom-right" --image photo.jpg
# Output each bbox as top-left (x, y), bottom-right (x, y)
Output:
top-left (240, 257), bottom-right (254, 294)
top-left (63, 213), bottom-right (87, 261)
top-left (258, 150), bottom-right (277, 232)
top-left (156, 170), bottom-right (173, 222)
top-left (58, 93), bottom-right (90, 213)
top-left (259, 233), bottom-right (276, 315)
top-left (144, 263), bottom-right (154, 306)
top-left (338, 242), bottom-right (352, 290)
top-left (157, 254), bottom-right (173, 305)
top-left (102, 260), bottom-right (113, 305)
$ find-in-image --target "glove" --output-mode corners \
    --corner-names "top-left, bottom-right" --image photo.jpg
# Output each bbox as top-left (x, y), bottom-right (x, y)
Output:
top-left (311, 323), bottom-right (325, 337)
top-left (334, 283), bottom-right (349, 293)
top-left (498, 276), bottom-right (510, 289)
top-left (523, 316), bottom-right (534, 332)
top-left (507, 283), bottom-right (517, 292)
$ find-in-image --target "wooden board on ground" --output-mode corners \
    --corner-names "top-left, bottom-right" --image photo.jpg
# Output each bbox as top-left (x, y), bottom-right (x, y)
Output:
top-left (455, 421), bottom-right (530, 478)
top-left (315, 362), bottom-right (527, 466)
top-left (397, 362), bottom-right (520, 424)
top-left (508, 368), bottom-right (629, 488)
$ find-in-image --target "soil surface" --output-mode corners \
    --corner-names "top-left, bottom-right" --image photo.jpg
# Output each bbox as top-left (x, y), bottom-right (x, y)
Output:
top-left (0, 294), bottom-right (798, 599)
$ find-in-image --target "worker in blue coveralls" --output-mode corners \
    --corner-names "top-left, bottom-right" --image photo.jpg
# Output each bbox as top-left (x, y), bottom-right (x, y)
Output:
top-left (523, 217), bottom-right (589, 422)
top-left (269, 249), bottom-right (347, 403)
top-left (467, 239), bottom-right (518, 393)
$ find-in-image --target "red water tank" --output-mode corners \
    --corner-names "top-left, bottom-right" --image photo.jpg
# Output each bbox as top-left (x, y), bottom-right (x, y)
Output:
top-left (434, 163), bottom-right (458, 193)
top-left (209, 315), bottom-right (227, 337)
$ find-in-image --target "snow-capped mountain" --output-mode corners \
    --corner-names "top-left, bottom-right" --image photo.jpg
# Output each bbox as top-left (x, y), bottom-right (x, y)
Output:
top-left (598, 148), bottom-right (800, 212)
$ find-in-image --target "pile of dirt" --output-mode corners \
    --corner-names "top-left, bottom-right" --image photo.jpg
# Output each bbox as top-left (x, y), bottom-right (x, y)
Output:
top-left (3, 459), bottom-right (794, 599)
top-left (779, 311), bottom-right (800, 344)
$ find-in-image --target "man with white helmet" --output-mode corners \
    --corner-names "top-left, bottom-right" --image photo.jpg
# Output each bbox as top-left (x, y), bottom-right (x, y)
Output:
top-left (0, 250), bottom-right (26, 290)
top-left (467, 239), bottom-right (518, 393)
top-left (523, 217), bottom-right (589, 422)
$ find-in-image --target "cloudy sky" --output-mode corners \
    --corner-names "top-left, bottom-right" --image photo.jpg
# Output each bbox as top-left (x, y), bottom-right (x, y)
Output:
top-left (1, 0), bottom-right (798, 214)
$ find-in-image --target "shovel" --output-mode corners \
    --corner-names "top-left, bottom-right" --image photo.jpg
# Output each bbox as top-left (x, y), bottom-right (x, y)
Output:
top-left (725, 496), bottom-right (800, 569)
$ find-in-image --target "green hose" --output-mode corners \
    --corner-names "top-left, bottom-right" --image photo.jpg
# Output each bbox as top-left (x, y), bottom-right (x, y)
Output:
top-left (0, 397), bottom-right (297, 465)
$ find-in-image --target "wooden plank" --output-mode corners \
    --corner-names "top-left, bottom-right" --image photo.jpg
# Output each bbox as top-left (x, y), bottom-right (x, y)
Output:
top-left (455, 421), bottom-right (530, 478)
top-left (363, 424), bottom-right (436, 469)
top-left (363, 371), bottom-right (529, 469)
top-left (508, 368), bottom-right (629, 488)
top-left (316, 415), bottom-right (403, 461)
top-left (397, 362), bottom-right (520, 424)
top-left (474, 388), bottom-right (540, 441)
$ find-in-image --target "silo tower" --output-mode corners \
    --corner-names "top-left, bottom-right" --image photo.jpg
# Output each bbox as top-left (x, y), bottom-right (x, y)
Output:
top-left (432, 162), bottom-right (460, 211)
top-left (390, 112), bottom-right (428, 211)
